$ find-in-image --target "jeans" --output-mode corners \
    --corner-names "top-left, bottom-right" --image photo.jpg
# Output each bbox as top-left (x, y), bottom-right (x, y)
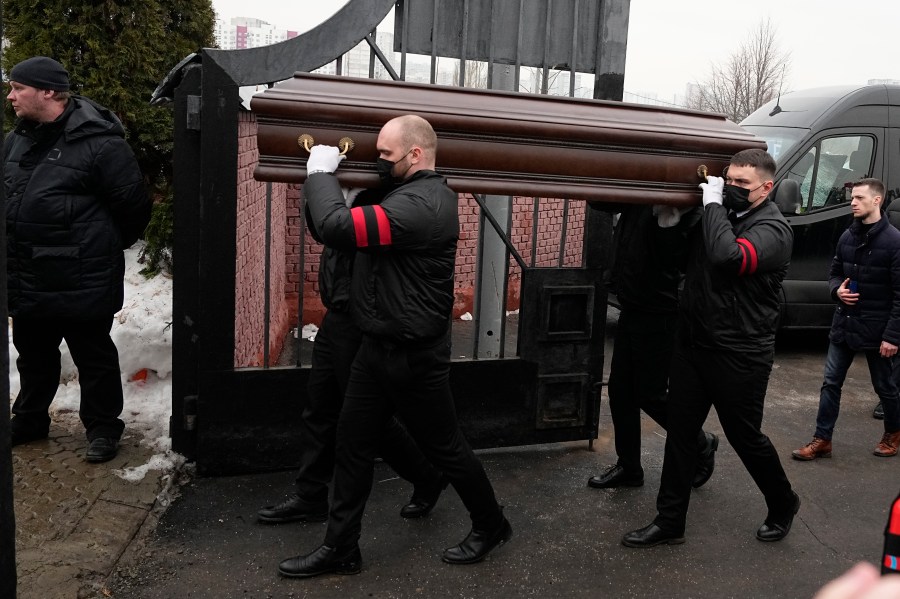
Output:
top-left (815, 340), bottom-right (900, 440)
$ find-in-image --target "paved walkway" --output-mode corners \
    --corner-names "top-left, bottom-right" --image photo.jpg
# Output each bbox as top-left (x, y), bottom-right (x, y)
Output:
top-left (11, 330), bottom-right (900, 598)
top-left (12, 413), bottom-right (176, 599)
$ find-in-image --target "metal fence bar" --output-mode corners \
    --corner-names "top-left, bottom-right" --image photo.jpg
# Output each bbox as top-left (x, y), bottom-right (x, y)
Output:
top-left (570, 0), bottom-right (580, 97)
top-left (400, 0), bottom-right (410, 80)
top-left (295, 193), bottom-right (306, 367)
top-left (364, 32), bottom-right (401, 81)
top-left (514, 0), bottom-right (524, 91)
top-left (367, 25), bottom-right (377, 78)
top-left (263, 182), bottom-right (272, 367)
top-left (458, 0), bottom-right (469, 86)
top-left (469, 193), bottom-right (528, 271)
top-left (531, 197), bottom-right (540, 266)
top-left (430, 0), bottom-right (440, 84)
top-left (486, 0), bottom-right (495, 86)
top-left (541, 2), bottom-right (552, 94)
top-left (558, 198), bottom-right (570, 266)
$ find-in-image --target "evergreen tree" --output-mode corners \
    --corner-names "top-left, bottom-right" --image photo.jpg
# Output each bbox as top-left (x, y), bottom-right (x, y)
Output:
top-left (2, 0), bottom-right (215, 275)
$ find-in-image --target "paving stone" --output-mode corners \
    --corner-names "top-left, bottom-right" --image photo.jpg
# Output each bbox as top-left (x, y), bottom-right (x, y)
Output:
top-left (13, 416), bottom-right (166, 598)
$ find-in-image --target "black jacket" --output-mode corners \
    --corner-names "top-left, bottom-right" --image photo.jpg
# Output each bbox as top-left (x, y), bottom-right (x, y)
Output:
top-left (828, 216), bottom-right (900, 350)
top-left (303, 170), bottom-right (458, 343)
top-left (4, 96), bottom-right (150, 320)
top-left (610, 204), bottom-right (700, 313)
top-left (679, 199), bottom-right (793, 352)
top-left (304, 189), bottom-right (386, 313)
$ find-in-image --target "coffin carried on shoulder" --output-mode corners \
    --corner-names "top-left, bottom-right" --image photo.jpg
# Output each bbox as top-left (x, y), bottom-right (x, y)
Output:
top-left (251, 73), bottom-right (766, 207)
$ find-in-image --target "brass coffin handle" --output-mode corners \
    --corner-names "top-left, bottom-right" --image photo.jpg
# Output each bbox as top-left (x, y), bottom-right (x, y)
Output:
top-left (697, 164), bottom-right (709, 181)
top-left (297, 134), bottom-right (355, 156)
top-left (298, 133), bottom-right (315, 152)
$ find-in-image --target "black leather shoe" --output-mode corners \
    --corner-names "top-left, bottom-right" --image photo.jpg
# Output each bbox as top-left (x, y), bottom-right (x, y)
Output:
top-left (401, 474), bottom-right (449, 519)
top-left (85, 437), bottom-right (119, 463)
top-left (756, 491), bottom-right (801, 542)
top-left (442, 516), bottom-right (513, 564)
top-left (278, 544), bottom-right (361, 578)
top-left (587, 465), bottom-right (644, 489)
top-left (257, 494), bottom-right (328, 523)
top-left (692, 432), bottom-right (719, 489)
top-left (621, 523), bottom-right (685, 548)
top-left (874, 401), bottom-right (885, 420)
top-left (11, 426), bottom-right (49, 447)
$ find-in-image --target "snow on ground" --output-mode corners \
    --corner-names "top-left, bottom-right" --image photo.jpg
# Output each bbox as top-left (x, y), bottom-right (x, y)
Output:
top-left (7, 243), bottom-right (180, 481)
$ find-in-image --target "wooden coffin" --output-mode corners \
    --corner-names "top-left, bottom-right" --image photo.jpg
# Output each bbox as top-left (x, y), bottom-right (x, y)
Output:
top-left (251, 73), bottom-right (766, 207)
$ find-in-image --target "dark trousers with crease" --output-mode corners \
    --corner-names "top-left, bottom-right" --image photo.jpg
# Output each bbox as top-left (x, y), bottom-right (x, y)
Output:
top-left (294, 309), bottom-right (440, 506)
top-left (654, 341), bottom-right (794, 534)
top-left (608, 308), bottom-right (706, 473)
top-left (324, 331), bottom-right (503, 549)
top-left (11, 317), bottom-right (124, 441)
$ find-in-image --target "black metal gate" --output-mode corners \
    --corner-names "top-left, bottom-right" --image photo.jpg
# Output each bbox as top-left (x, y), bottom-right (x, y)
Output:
top-left (153, 0), bottom-right (628, 474)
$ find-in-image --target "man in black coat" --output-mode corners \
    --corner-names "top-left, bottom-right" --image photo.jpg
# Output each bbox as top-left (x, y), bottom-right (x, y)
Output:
top-left (256, 189), bottom-right (447, 524)
top-left (278, 114), bottom-right (511, 578)
top-left (793, 178), bottom-right (900, 460)
top-left (623, 149), bottom-right (798, 547)
top-left (4, 57), bottom-right (150, 462)
top-left (586, 203), bottom-right (719, 490)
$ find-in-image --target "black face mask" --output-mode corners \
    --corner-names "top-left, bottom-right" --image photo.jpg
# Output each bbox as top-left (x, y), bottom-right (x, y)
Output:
top-left (723, 183), bottom-right (763, 212)
top-left (375, 149), bottom-right (414, 189)
top-left (375, 158), bottom-right (397, 189)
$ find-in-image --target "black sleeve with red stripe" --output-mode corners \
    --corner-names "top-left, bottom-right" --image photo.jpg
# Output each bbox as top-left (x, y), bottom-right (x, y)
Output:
top-left (701, 202), bottom-right (792, 277)
top-left (350, 204), bottom-right (393, 248)
top-left (735, 237), bottom-right (759, 276)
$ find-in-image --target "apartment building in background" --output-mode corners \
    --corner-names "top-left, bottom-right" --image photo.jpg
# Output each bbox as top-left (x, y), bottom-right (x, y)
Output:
top-left (214, 16), bottom-right (298, 50)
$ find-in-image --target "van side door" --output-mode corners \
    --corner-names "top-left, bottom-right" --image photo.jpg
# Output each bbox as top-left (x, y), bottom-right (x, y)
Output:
top-left (778, 128), bottom-right (884, 328)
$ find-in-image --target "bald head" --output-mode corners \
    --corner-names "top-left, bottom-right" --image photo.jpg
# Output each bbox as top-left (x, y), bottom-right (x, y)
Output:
top-left (377, 115), bottom-right (437, 179)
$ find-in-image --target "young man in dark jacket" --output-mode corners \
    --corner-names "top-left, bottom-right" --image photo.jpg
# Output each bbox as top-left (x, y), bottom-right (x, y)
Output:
top-left (278, 115), bottom-right (510, 578)
top-left (793, 178), bottom-right (900, 460)
top-left (623, 149), bottom-right (799, 547)
top-left (4, 57), bottom-right (150, 462)
top-left (256, 189), bottom-right (446, 524)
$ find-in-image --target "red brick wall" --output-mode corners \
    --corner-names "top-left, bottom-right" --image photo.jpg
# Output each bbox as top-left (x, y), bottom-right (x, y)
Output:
top-left (234, 113), bottom-right (291, 367)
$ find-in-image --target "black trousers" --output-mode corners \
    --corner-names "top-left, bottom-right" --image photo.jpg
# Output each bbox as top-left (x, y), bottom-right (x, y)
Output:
top-left (654, 341), bottom-right (794, 534)
top-left (608, 308), bottom-right (705, 472)
top-left (11, 317), bottom-right (124, 441)
top-left (324, 331), bottom-right (503, 548)
top-left (294, 310), bottom-right (440, 505)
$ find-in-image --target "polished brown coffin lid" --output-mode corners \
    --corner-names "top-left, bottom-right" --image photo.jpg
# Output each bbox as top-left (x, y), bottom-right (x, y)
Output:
top-left (252, 73), bottom-right (766, 206)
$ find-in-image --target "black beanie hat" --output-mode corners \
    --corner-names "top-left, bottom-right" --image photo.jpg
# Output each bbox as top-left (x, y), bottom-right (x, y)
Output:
top-left (9, 56), bottom-right (70, 91)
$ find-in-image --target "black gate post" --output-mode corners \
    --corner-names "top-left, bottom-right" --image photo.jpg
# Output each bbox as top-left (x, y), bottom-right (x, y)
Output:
top-left (0, 4), bottom-right (19, 594)
top-left (170, 63), bottom-right (204, 459)
top-left (169, 54), bottom-right (241, 464)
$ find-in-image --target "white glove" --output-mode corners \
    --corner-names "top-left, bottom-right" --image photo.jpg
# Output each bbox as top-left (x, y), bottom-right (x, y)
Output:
top-left (653, 204), bottom-right (690, 228)
top-left (341, 187), bottom-right (364, 208)
top-left (699, 176), bottom-right (724, 207)
top-left (306, 145), bottom-right (344, 174)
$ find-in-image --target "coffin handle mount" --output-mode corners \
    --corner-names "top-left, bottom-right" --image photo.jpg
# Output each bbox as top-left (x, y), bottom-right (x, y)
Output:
top-left (297, 133), bottom-right (355, 156)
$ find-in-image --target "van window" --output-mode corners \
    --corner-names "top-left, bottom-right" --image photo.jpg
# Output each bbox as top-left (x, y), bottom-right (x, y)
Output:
top-left (787, 135), bottom-right (874, 211)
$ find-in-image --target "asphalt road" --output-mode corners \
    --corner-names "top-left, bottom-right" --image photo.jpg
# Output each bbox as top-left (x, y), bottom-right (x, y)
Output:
top-left (103, 326), bottom-right (900, 599)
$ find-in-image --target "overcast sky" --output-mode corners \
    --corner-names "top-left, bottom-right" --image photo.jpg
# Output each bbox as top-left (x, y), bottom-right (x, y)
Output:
top-left (211, 0), bottom-right (900, 102)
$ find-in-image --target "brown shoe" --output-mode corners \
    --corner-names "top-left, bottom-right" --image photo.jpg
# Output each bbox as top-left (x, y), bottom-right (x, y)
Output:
top-left (792, 437), bottom-right (832, 461)
top-left (874, 431), bottom-right (900, 457)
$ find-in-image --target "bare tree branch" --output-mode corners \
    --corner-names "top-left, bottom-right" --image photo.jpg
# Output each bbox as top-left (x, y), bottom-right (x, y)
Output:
top-left (688, 19), bottom-right (790, 122)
